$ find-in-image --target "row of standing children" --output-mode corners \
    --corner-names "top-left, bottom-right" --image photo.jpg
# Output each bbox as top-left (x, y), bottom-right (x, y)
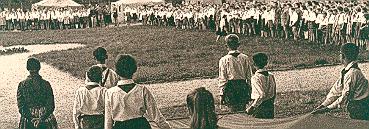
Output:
top-left (117, 1), bottom-right (369, 50)
top-left (0, 4), bottom-right (113, 31)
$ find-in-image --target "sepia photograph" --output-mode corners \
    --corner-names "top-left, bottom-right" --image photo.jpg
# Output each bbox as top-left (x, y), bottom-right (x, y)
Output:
top-left (0, 0), bottom-right (369, 128)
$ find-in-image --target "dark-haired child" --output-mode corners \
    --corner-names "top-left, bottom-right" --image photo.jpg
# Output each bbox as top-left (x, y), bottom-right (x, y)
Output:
top-left (246, 53), bottom-right (276, 119)
top-left (73, 66), bottom-right (106, 129)
top-left (104, 54), bottom-right (171, 129)
top-left (85, 47), bottom-right (119, 89)
top-left (312, 43), bottom-right (369, 120)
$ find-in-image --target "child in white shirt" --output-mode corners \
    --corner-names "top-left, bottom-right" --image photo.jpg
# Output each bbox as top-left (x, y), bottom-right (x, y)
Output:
top-left (246, 52), bottom-right (276, 119)
top-left (73, 66), bottom-right (106, 129)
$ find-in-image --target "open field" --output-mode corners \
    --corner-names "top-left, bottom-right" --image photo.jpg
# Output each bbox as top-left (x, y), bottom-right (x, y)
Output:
top-left (1, 26), bottom-right (368, 84)
top-left (1, 27), bottom-right (369, 128)
top-left (1, 44), bottom-right (367, 128)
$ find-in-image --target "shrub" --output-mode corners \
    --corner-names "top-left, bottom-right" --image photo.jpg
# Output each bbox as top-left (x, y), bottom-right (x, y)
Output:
top-left (314, 59), bottom-right (329, 66)
top-left (0, 47), bottom-right (29, 55)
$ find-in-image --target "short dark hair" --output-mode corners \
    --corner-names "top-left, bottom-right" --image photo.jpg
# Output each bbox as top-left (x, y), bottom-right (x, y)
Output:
top-left (225, 34), bottom-right (240, 50)
top-left (87, 65), bottom-right (103, 83)
top-left (93, 47), bottom-right (108, 61)
top-left (115, 54), bottom-right (137, 79)
top-left (341, 43), bottom-right (359, 61)
top-left (252, 52), bottom-right (268, 69)
top-left (27, 57), bottom-right (41, 71)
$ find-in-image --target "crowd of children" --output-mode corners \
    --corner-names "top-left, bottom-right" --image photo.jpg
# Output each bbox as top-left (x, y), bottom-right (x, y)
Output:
top-left (0, 4), bottom-right (113, 31)
top-left (16, 33), bottom-right (369, 129)
top-left (2, 1), bottom-right (369, 50)
top-left (116, 1), bottom-right (369, 50)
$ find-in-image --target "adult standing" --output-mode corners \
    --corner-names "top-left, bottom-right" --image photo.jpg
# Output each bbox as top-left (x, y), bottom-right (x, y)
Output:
top-left (17, 58), bottom-right (58, 129)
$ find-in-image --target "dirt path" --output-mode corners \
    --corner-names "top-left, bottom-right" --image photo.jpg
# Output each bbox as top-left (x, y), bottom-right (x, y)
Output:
top-left (0, 44), bottom-right (84, 129)
top-left (0, 44), bottom-right (368, 128)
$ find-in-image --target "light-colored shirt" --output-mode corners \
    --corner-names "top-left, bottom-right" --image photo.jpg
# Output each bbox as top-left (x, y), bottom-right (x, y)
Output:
top-left (337, 13), bottom-right (345, 25)
top-left (328, 14), bottom-right (336, 24)
top-left (73, 82), bottom-right (106, 129)
top-left (290, 11), bottom-right (299, 26)
top-left (251, 69), bottom-right (276, 107)
top-left (322, 62), bottom-right (369, 109)
top-left (104, 79), bottom-right (170, 129)
top-left (315, 13), bottom-right (324, 24)
top-left (320, 16), bottom-right (329, 26)
top-left (85, 64), bottom-right (119, 89)
top-left (218, 50), bottom-right (253, 95)
top-left (308, 11), bottom-right (316, 22)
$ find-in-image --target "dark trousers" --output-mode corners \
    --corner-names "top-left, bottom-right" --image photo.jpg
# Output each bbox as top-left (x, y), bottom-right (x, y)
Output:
top-left (252, 97), bottom-right (275, 119)
top-left (222, 79), bottom-right (251, 112)
top-left (6, 20), bottom-right (13, 30)
top-left (113, 117), bottom-right (151, 129)
top-left (347, 99), bottom-right (369, 120)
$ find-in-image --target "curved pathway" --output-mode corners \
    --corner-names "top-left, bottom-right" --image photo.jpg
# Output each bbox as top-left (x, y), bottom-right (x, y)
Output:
top-left (0, 44), bottom-right (84, 129)
top-left (0, 44), bottom-right (368, 128)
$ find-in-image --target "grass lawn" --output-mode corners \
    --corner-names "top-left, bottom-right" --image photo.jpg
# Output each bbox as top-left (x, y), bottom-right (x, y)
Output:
top-left (0, 26), bottom-right (365, 122)
top-left (1, 26), bottom-right (368, 84)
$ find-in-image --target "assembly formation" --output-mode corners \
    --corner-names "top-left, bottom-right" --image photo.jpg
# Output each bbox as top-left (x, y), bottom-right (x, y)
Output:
top-left (0, 1), bottom-right (369, 48)
top-left (3, 0), bottom-right (369, 129)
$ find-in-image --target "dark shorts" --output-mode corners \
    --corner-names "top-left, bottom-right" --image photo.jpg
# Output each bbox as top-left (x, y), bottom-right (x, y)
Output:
top-left (113, 117), bottom-right (151, 129)
top-left (347, 99), bottom-right (369, 120)
top-left (222, 79), bottom-right (251, 111)
top-left (252, 97), bottom-right (275, 119)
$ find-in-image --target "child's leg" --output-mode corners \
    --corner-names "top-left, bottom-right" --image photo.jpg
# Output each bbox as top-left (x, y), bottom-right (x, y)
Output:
top-left (252, 97), bottom-right (275, 119)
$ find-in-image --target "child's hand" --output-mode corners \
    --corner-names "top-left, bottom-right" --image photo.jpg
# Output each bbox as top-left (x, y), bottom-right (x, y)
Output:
top-left (246, 106), bottom-right (255, 115)
top-left (31, 118), bottom-right (41, 128)
top-left (315, 105), bottom-right (325, 110)
top-left (311, 106), bottom-right (330, 115)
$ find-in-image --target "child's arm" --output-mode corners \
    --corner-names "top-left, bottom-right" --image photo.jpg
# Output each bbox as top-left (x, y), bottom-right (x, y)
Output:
top-left (245, 57), bottom-right (253, 86)
top-left (246, 76), bottom-right (265, 114)
top-left (104, 91), bottom-right (113, 129)
top-left (250, 77), bottom-right (265, 108)
top-left (324, 73), bottom-right (354, 109)
top-left (143, 87), bottom-right (171, 129)
top-left (72, 90), bottom-right (81, 129)
top-left (320, 80), bottom-right (341, 107)
top-left (218, 59), bottom-right (228, 96)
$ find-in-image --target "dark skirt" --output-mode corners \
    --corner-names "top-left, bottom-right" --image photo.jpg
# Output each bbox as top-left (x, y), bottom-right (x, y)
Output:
top-left (252, 97), bottom-right (275, 119)
top-left (222, 80), bottom-right (251, 112)
top-left (79, 115), bottom-right (104, 129)
top-left (347, 99), bottom-right (369, 120)
top-left (113, 117), bottom-right (151, 129)
top-left (19, 107), bottom-right (58, 129)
